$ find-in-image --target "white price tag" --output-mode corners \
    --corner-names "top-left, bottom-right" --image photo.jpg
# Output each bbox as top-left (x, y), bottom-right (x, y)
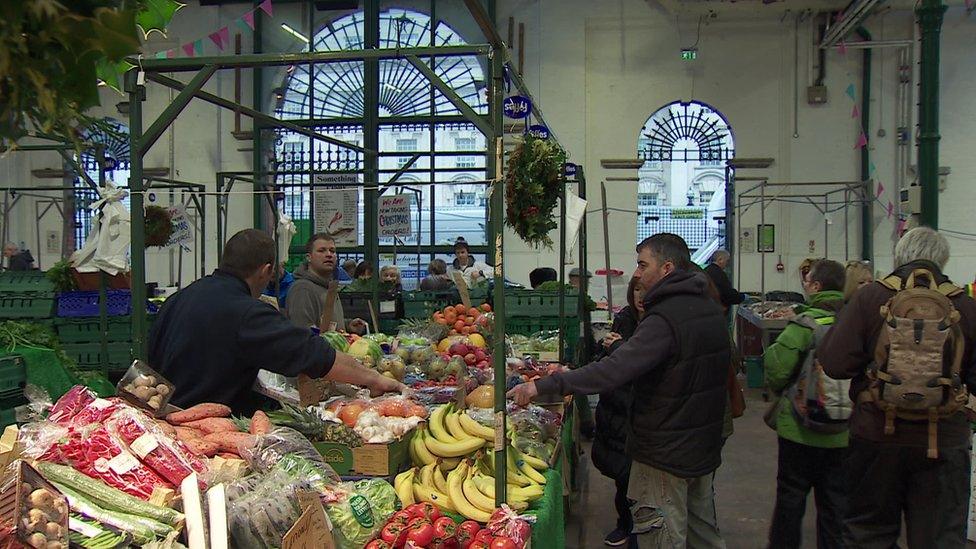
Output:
top-left (130, 432), bottom-right (160, 458)
top-left (107, 451), bottom-right (139, 475)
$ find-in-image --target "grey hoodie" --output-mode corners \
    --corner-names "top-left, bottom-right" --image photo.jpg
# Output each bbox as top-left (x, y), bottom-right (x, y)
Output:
top-left (288, 262), bottom-right (346, 331)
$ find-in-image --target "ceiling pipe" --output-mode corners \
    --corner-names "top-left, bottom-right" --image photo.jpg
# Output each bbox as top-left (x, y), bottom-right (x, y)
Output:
top-left (820, 0), bottom-right (882, 47)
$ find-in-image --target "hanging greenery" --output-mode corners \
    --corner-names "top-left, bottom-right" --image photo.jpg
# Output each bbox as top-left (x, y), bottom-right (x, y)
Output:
top-left (0, 0), bottom-right (183, 149)
top-left (144, 205), bottom-right (173, 247)
top-left (504, 134), bottom-right (568, 249)
top-left (46, 259), bottom-right (79, 293)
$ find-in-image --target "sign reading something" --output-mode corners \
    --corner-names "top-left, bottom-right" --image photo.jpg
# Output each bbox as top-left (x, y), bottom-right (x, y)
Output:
top-left (378, 194), bottom-right (412, 238)
top-left (503, 95), bottom-right (532, 119)
top-left (312, 174), bottom-right (360, 247)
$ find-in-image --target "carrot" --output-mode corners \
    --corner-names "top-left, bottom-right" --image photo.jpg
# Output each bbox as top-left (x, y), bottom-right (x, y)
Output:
top-left (174, 426), bottom-right (205, 443)
top-left (181, 417), bottom-right (238, 435)
top-left (182, 438), bottom-right (219, 458)
top-left (166, 403), bottom-right (232, 424)
top-left (203, 431), bottom-right (256, 454)
top-left (249, 410), bottom-right (272, 436)
top-left (154, 419), bottom-right (177, 437)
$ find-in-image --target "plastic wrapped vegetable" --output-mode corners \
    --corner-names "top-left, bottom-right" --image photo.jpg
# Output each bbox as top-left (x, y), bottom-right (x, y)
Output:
top-left (241, 427), bottom-right (340, 486)
top-left (226, 469), bottom-right (310, 548)
top-left (107, 408), bottom-right (208, 488)
top-left (326, 478), bottom-right (398, 549)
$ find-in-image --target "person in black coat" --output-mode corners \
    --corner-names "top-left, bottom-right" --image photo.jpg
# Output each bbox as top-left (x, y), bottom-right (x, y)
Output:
top-left (704, 249), bottom-right (743, 310)
top-left (591, 276), bottom-right (644, 547)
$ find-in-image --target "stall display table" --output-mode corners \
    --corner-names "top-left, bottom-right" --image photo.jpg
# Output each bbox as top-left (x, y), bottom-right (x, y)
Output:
top-left (525, 402), bottom-right (574, 549)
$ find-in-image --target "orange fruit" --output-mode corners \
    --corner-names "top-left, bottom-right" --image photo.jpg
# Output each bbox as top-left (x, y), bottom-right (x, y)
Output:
top-left (468, 307), bottom-right (480, 317)
top-left (454, 320), bottom-right (466, 331)
top-left (454, 304), bottom-right (467, 314)
top-left (445, 310), bottom-right (457, 322)
top-left (480, 303), bottom-right (492, 313)
top-left (433, 312), bottom-right (445, 324)
top-left (465, 316), bottom-right (475, 325)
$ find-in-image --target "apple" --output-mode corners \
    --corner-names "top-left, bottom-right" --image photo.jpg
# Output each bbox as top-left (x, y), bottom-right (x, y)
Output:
top-left (474, 349), bottom-right (487, 362)
top-left (464, 353), bottom-right (477, 365)
top-left (449, 342), bottom-right (469, 356)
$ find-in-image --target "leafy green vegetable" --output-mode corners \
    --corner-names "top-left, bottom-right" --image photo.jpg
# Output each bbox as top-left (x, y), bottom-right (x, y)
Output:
top-left (0, 320), bottom-right (76, 369)
top-left (326, 479), bottom-right (398, 548)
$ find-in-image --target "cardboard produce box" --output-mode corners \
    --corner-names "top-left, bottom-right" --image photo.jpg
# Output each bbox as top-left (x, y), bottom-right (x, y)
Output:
top-left (314, 428), bottom-right (414, 476)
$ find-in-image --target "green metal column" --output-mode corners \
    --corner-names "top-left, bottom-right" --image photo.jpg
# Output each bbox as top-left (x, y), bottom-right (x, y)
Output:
top-left (364, 0), bottom-right (381, 313)
top-left (488, 49), bottom-right (508, 503)
top-left (252, 0), bottom-right (265, 230)
top-left (856, 27), bottom-right (873, 261)
top-left (126, 71), bottom-right (148, 360)
top-left (916, 0), bottom-right (946, 229)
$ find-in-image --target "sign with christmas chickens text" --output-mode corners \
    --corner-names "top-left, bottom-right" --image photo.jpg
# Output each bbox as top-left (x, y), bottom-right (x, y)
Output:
top-left (377, 194), bottom-right (412, 237)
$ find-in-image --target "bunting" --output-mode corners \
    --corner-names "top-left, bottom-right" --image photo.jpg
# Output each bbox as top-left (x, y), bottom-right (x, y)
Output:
top-left (152, 1), bottom-right (273, 59)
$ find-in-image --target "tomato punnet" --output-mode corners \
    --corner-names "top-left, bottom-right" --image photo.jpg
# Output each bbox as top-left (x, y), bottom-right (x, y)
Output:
top-left (490, 537), bottom-right (519, 549)
top-left (406, 521), bottom-right (436, 547)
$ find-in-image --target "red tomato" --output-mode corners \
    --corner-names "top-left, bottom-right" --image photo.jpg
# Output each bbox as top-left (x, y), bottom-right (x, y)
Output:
top-left (392, 510), bottom-right (412, 525)
top-left (406, 503), bottom-right (427, 519)
top-left (490, 537), bottom-right (519, 549)
top-left (458, 520), bottom-right (481, 539)
top-left (457, 528), bottom-right (476, 549)
top-left (468, 542), bottom-right (490, 549)
top-left (433, 516), bottom-right (458, 538)
top-left (406, 521), bottom-right (436, 547)
top-left (474, 529), bottom-right (494, 544)
top-left (381, 522), bottom-right (405, 547)
top-left (413, 501), bottom-right (441, 521)
top-left (431, 536), bottom-right (460, 549)
top-left (366, 540), bottom-right (393, 549)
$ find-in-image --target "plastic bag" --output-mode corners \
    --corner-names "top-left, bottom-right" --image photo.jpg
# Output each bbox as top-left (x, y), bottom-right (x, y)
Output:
top-left (226, 468), bottom-right (310, 548)
top-left (106, 408), bottom-right (207, 488)
top-left (241, 427), bottom-right (340, 486)
top-left (485, 505), bottom-right (535, 549)
top-left (326, 478), bottom-right (398, 549)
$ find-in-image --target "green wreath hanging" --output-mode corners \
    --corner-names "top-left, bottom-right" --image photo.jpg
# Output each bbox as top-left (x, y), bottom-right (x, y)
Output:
top-left (144, 205), bottom-right (173, 247)
top-left (504, 135), bottom-right (568, 249)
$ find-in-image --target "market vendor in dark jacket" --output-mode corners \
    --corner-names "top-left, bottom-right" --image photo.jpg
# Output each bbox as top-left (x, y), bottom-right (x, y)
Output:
top-left (817, 227), bottom-right (976, 548)
top-left (591, 275), bottom-right (644, 548)
top-left (509, 233), bottom-right (730, 548)
top-left (704, 249), bottom-right (743, 310)
top-left (148, 229), bottom-right (404, 415)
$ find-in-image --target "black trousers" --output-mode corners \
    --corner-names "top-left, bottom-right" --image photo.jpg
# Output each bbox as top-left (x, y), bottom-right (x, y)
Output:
top-left (768, 437), bottom-right (848, 549)
top-left (614, 466), bottom-right (633, 533)
top-left (844, 437), bottom-right (970, 549)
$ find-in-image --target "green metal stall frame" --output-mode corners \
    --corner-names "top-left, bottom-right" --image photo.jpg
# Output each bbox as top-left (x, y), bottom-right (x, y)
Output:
top-left (124, 0), bottom-right (576, 506)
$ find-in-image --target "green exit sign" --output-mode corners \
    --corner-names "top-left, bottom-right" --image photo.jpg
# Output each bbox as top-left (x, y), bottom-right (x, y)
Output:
top-left (681, 48), bottom-right (698, 60)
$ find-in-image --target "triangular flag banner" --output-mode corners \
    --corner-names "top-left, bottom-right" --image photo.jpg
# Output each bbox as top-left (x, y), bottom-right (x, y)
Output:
top-left (218, 26), bottom-right (230, 47)
top-left (876, 181), bottom-right (885, 198)
top-left (258, 0), bottom-right (273, 16)
top-left (209, 30), bottom-right (225, 50)
top-left (182, 42), bottom-right (196, 57)
top-left (851, 104), bottom-right (860, 118)
top-left (155, 50), bottom-right (167, 59)
top-left (886, 201), bottom-right (894, 218)
top-left (870, 161), bottom-right (877, 174)
top-left (235, 18), bottom-right (251, 33)
top-left (845, 84), bottom-right (856, 101)
top-left (242, 10), bottom-right (256, 30)
top-left (193, 39), bottom-right (203, 56)
top-left (838, 43), bottom-right (848, 55)
top-left (167, 49), bottom-right (176, 59)
top-left (854, 132), bottom-right (868, 149)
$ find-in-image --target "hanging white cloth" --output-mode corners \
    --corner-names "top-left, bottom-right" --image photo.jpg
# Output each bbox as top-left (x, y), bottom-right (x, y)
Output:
top-left (277, 209), bottom-right (297, 264)
top-left (70, 183), bottom-right (131, 275)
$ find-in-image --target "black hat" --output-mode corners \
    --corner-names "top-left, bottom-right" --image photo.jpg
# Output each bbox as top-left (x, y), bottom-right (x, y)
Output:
top-left (453, 237), bottom-right (470, 252)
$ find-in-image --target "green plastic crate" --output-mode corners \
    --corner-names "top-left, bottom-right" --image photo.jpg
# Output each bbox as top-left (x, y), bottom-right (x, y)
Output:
top-left (62, 342), bottom-right (132, 373)
top-left (54, 316), bottom-right (133, 343)
top-left (0, 292), bottom-right (55, 319)
top-left (504, 290), bottom-right (579, 318)
top-left (0, 356), bottom-right (26, 401)
top-left (508, 316), bottom-right (581, 361)
top-left (0, 271), bottom-right (53, 293)
top-left (378, 318), bottom-right (400, 336)
top-left (402, 290), bottom-right (456, 319)
top-left (0, 405), bottom-right (21, 430)
top-left (745, 356), bottom-right (764, 388)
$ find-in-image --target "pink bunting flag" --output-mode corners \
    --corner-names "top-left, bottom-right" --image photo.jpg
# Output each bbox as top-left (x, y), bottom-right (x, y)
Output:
top-left (209, 30), bottom-right (225, 50)
top-left (242, 10), bottom-right (256, 30)
top-left (218, 26), bottom-right (230, 47)
top-left (851, 104), bottom-right (860, 118)
top-left (258, 0), bottom-right (273, 16)
top-left (838, 43), bottom-right (848, 55)
top-left (854, 132), bottom-right (868, 149)
top-left (182, 42), bottom-right (196, 57)
top-left (876, 181), bottom-right (885, 198)
top-left (886, 201), bottom-right (894, 219)
top-left (166, 49), bottom-right (176, 59)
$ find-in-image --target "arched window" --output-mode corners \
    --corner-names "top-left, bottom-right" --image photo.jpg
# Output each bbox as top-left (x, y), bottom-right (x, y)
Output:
top-left (636, 101), bottom-right (733, 250)
top-left (272, 9), bottom-right (488, 254)
top-left (75, 119), bottom-right (131, 247)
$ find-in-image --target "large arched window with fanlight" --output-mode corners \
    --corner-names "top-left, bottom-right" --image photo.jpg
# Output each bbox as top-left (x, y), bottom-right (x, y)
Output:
top-left (636, 100), bottom-right (734, 253)
top-left (270, 9), bottom-right (489, 286)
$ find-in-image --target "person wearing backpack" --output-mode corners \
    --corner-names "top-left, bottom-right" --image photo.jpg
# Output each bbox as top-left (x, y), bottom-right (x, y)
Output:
top-left (764, 259), bottom-right (849, 549)
top-left (818, 227), bottom-right (976, 548)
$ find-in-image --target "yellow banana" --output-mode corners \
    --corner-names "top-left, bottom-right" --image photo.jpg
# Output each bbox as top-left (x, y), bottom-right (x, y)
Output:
top-left (433, 461), bottom-right (449, 493)
top-left (472, 474), bottom-right (535, 506)
top-left (394, 467), bottom-right (416, 506)
top-left (462, 466), bottom-right (497, 513)
top-left (423, 429), bottom-right (485, 458)
top-left (511, 483), bottom-right (545, 501)
top-left (445, 411), bottom-right (470, 441)
top-left (447, 462), bottom-right (492, 522)
top-left (412, 481), bottom-right (457, 514)
top-left (408, 432), bottom-right (420, 464)
top-left (419, 461), bottom-right (437, 488)
top-left (459, 412), bottom-right (495, 441)
top-left (439, 457), bottom-right (461, 473)
top-left (505, 450), bottom-right (534, 487)
top-left (517, 449), bottom-right (549, 471)
top-left (517, 455), bottom-right (547, 484)
top-left (412, 430), bottom-right (437, 466)
top-left (428, 404), bottom-right (460, 443)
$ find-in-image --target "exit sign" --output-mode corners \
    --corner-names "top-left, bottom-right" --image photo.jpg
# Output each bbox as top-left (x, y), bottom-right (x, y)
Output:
top-left (681, 48), bottom-right (698, 60)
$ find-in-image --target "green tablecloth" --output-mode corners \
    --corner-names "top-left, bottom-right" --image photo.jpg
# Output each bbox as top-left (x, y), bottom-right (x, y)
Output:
top-left (0, 346), bottom-right (114, 402)
top-left (526, 408), bottom-right (573, 549)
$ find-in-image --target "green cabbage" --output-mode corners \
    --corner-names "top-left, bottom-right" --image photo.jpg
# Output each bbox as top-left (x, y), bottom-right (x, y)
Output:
top-left (325, 479), bottom-right (398, 548)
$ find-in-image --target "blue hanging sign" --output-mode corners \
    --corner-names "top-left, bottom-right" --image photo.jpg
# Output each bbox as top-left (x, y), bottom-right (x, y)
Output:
top-left (528, 124), bottom-right (550, 139)
top-left (503, 95), bottom-right (532, 119)
top-left (564, 163), bottom-right (578, 177)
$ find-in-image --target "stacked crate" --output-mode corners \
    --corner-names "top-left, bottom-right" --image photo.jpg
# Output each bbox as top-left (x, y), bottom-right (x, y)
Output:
top-left (0, 272), bottom-right (56, 321)
top-left (505, 289), bottom-right (580, 362)
top-left (0, 356), bottom-right (27, 429)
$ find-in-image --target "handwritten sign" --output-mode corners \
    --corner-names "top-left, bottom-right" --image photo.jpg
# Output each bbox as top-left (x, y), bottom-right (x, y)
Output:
top-left (528, 124), bottom-right (550, 139)
top-left (503, 95), bottom-right (532, 119)
top-left (312, 174), bottom-right (359, 247)
top-left (283, 495), bottom-right (334, 549)
top-left (166, 205), bottom-right (193, 247)
top-left (378, 194), bottom-right (412, 237)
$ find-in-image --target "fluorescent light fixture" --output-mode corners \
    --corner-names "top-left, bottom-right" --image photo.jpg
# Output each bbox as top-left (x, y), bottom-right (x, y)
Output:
top-left (280, 23), bottom-right (309, 43)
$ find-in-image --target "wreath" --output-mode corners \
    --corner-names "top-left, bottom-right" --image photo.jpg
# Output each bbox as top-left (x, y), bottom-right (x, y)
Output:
top-left (504, 135), bottom-right (568, 249)
top-left (144, 205), bottom-right (174, 247)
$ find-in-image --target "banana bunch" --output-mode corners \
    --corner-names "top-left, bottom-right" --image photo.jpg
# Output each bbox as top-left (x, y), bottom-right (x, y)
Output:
top-left (409, 404), bottom-right (490, 465)
top-left (394, 444), bottom-right (550, 523)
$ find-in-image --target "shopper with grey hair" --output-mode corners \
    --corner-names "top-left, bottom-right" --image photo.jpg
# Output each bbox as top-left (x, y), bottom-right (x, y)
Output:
top-left (2, 242), bottom-right (33, 271)
top-left (818, 227), bottom-right (976, 548)
top-left (704, 249), bottom-right (742, 310)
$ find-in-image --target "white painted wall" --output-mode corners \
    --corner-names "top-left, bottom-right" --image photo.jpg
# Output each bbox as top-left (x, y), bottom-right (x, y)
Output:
top-left (1, 2), bottom-right (974, 294)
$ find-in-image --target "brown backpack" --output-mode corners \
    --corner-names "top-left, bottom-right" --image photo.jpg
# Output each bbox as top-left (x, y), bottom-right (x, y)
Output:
top-left (861, 269), bottom-right (966, 458)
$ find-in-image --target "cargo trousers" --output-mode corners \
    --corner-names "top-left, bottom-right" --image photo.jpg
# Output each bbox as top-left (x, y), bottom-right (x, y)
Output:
top-left (628, 460), bottom-right (726, 549)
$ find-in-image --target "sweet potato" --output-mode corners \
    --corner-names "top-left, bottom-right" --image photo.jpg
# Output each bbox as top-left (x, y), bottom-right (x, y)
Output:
top-left (203, 431), bottom-right (256, 455)
top-left (174, 426), bottom-right (205, 443)
top-left (181, 437), bottom-right (219, 458)
top-left (154, 419), bottom-right (177, 437)
top-left (217, 452), bottom-right (240, 460)
top-left (181, 417), bottom-right (238, 435)
top-left (249, 410), bottom-right (271, 436)
top-left (166, 403), bottom-right (232, 424)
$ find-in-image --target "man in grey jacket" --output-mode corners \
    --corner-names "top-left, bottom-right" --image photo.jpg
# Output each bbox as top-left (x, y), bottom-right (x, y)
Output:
top-left (288, 233), bottom-right (367, 333)
top-left (509, 234), bottom-right (730, 548)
